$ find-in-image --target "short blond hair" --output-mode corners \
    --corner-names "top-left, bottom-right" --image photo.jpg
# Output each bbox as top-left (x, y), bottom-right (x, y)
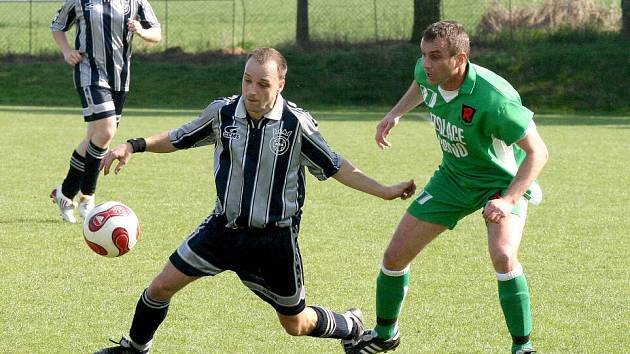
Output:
top-left (247, 47), bottom-right (288, 79)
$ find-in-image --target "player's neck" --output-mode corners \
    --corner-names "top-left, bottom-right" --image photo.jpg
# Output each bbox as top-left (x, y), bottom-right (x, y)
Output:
top-left (441, 65), bottom-right (467, 91)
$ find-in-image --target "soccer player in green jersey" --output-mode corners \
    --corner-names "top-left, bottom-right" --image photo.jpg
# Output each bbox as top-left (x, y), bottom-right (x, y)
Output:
top-left (344, 21), bottom-right (548, 354)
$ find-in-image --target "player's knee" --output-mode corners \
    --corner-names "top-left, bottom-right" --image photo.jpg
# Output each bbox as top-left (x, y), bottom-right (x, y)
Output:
top-left (490, 251), bottom-right (514, 272)
top-left (382, 249), bottom-right (407, 270)
top-left (147, 278), bottom-right (178, 301)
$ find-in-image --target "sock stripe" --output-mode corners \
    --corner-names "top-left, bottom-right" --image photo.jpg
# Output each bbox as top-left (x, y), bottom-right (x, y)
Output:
top-left (70, 157), bottom-right (85, 171)
top-left (381, 263), bottom-right (410, 277)
top-left (87, 141), bottom-right (108, 159)
top-left (496, 263), bottom-right (524, 281)
top-left (141, 289), bottom-right (170, 310)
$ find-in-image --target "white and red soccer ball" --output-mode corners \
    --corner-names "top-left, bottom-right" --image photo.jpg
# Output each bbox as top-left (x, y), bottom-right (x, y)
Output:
top-left (83, 201), bottom-right (140, 257)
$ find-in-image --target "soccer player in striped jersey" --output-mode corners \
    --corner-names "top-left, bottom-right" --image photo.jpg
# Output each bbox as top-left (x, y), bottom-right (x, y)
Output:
top-left (345, 21), bottom-right (548, 354)
top-left (98, 48), bottom-right (416, 353)
top-left (49, 0), bottom-right (161, 223)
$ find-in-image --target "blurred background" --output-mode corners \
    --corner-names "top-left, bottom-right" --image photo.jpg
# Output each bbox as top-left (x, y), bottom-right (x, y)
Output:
top-left (0, 0), bottom-right (624, 53)
top-left (0, 0), bottom-right (628, 112)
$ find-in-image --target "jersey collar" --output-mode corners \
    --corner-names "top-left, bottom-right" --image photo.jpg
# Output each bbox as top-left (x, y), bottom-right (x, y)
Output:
top-left (235, 94), bottom-right (285, 121)
top-left (459, 61), bottom-right (477, 95)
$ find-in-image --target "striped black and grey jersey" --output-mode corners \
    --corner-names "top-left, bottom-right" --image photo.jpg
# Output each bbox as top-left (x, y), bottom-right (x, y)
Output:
top-left (169, 95), bottom-right (344, 229)
top-left (51, 0), bottom-right (160, 91)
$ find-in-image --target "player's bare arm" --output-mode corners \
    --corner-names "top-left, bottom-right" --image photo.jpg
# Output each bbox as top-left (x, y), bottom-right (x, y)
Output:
top-left (127, 19), bottom-right (162, 43)
top-left (483, 128), bottom-right (549, 223)
top-left (376, 81), bottom-right (425, 149)
top-left (101, 131), bottom-right (176, 175)
top-left (332, 160), bottom-right (416, 200)
top-left (51, 31), bottom-right (83, 65)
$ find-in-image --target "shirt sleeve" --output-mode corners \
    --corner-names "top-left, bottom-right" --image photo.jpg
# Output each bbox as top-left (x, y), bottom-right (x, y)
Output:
top-left (137, 0), bottom-right (161, 29)
top-left (50, 0), bottom-right (77, 32)
top-left (298, 113), bottom-right (344, 181)
top-left (487, 101), bottom-right (534, 146)
top-left (169, 101), bottom-right (220, 149)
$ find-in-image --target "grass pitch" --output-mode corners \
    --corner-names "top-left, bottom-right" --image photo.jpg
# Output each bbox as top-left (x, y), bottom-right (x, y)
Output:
top-left (0, 106), bottom-right (628, 353)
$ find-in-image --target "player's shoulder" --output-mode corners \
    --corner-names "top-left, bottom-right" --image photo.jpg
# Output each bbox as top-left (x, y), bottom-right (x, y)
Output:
top-left (284, 99), bottom-right (319, 132)
top-left (200, 95), bottom-right (238, 117)
top-left (471, 63), bottom-right (521, 103)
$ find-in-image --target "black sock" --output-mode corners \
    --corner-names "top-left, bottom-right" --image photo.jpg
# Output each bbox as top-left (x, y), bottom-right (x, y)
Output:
top-left (81, 140), bottom-right (107, 195)
top-left (308, 306), bottom-right (352, 339)
top-left (129, 288), bottom-right (170, 346)
top-left (61, 150), bottom-right (85, 199)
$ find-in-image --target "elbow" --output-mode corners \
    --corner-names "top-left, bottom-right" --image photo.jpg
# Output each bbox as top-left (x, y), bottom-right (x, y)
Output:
top-left (152, 33), bottom-right (162, 43)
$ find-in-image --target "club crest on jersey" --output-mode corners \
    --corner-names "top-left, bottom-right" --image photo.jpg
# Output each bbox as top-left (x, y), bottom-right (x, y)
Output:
top-left (461, 104), bottom-right (476, 125)
top-left (222, 125), bottom-right (241, 140)
top-left (122, 0), bottom-right (130, 14)
top-left (420, 85), bottom-right (438, 108)
top-left (270, 128), bottom-right (292, 155)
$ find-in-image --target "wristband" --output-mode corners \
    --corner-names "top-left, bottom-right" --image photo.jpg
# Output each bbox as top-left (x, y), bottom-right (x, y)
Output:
top-left (126, 138), bottom-right (146, 153)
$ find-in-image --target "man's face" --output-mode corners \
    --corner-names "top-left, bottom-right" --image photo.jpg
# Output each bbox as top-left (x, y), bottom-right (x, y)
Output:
top-left (420, 38), bottom-right (462, 86)
top-left (242, 58), bottom-right (285, 118)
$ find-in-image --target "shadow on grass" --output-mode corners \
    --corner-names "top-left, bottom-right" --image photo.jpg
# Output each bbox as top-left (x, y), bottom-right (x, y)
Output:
top-left (2, 105), bottom-right (629, 125)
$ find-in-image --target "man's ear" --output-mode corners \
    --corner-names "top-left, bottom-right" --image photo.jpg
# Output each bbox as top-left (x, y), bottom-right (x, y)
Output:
top-left (456, 52), bottom-right (468, 67)
top-left (278, 79), bottom-right (286, 94)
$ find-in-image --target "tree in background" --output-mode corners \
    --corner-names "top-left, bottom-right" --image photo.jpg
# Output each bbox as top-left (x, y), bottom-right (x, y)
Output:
top-left (411, 0), bottom-right (441, 44)
top-left (297, 0), bottom-right (309, 47)
top-left (623, 0), bottom-right (630, 37)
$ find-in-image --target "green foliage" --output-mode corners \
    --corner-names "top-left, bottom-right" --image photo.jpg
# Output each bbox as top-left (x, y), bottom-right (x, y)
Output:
top-left (0, 107), bottom-right (628, 353)
top-left (1, 34), bottom-right (629, 113)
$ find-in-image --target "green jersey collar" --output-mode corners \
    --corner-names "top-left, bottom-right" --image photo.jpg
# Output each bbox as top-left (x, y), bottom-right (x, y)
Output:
top-left (460, 61), bottom-right (477, 95)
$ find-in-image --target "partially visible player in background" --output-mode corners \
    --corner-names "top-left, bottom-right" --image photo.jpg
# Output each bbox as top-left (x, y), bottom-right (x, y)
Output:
top-left (49, 0), bottom-right (161, 223)
top-left (97, 47), bottom-right (416, 353)
top-left (345, 21), bottom-right (548, 354)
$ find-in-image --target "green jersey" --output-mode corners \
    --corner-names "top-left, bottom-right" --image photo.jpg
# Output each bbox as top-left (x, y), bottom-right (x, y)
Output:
top-left (414, 58), bottom-right (541, 203)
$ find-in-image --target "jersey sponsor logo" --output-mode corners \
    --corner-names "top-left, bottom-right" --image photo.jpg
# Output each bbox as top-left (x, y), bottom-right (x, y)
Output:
top-left (461, 104), bottom-right (476, 125)
top-left (420, 85), bottom-right (438, 108)
top-left (270, 128), bottom-right (293, 155)
top-left (222, 125), bottom-right (241, 140)
top-left (431, 113), bottom-right (469, 158)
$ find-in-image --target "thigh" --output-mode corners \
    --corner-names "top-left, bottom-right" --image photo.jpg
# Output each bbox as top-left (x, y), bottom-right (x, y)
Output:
top-left (486, 199), bottom-right (528, 272)
top-left (148, 260), bottom-right (200, 301)
top-left (383, 212), bottom-right (447, 270)
top-left (77, 85), bottom-right (117, 122)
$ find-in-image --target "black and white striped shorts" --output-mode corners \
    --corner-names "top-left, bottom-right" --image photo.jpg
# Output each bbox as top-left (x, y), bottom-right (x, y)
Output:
top-left (76, 85), bottom-right (127, 122)
top-left (170, 214), bottom-right (306, 315)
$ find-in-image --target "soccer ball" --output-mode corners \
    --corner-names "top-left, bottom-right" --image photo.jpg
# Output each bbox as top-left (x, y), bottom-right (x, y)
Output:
top-left (83, 201), bottom-right (140, 257)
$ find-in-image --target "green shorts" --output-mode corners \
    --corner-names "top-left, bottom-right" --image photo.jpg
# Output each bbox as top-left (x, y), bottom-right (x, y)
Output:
top-left (407, 169), bottom-right (525, 229)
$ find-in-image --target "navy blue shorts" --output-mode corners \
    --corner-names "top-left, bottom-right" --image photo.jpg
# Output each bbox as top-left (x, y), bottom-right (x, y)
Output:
top-left (76, 85), bottom-right (127, 123)
top-left (170, 214), bottom-right (306, 316)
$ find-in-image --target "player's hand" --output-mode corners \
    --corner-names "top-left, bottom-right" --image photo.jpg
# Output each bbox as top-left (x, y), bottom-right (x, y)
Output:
top-left (127, 19), bottom-right (144, 35)
top-left (482, 197), bottom-right (513, 224)
top-left (383, 179), bottom-right (416, 200)
top-left (62, 49), bottom-right (84, 65)
top-left (101, 143), bottom-right (133, 175)
top-left (376, 114), bottom-right (400, 149)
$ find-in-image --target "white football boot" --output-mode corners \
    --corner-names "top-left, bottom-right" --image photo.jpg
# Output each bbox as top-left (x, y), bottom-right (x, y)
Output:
top-left (79, 194), bottom-right (95, 219)
top-left (50, 186), bottom-right (77, 223)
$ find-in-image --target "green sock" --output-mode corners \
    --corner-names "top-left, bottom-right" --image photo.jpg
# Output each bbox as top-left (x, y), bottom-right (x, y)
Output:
top-left (374, 267), bottom-right (409, 340)
top-left (512, 341), bottom-right (533, 354)
top-left (497, 272), bottom-right (532, 354)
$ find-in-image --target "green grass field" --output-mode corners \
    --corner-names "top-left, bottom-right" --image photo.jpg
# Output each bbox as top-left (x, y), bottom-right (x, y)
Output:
top-left (0, 105), bottom-right (628, 353)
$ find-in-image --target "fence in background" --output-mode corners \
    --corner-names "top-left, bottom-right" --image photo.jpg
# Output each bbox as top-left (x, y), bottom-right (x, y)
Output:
top-left (0, 0), bottom-right (622, 55)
